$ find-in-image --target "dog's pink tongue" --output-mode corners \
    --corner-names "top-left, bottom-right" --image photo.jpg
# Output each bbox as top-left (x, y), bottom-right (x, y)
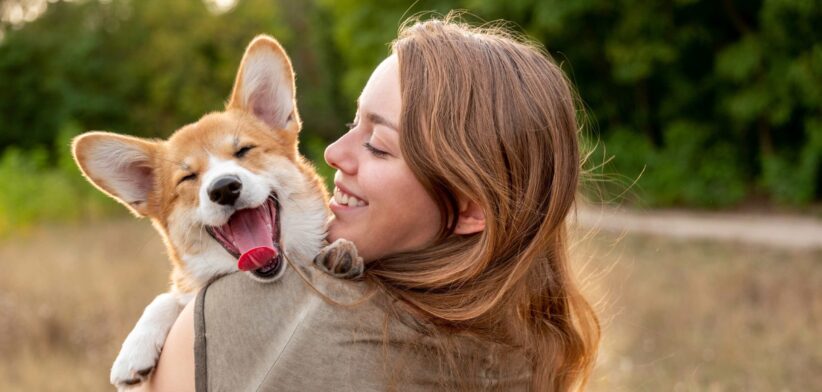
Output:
top-left (229, 207), bottom-right (277, 271)
top-left (238, 247), bottom-right (278, 271)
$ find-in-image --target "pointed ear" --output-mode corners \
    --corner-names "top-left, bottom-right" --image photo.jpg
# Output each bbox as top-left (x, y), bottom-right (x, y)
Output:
top-left (227, 35), bottom-right (300, 132)
top-left (71, 132), bottom-right (157, 217)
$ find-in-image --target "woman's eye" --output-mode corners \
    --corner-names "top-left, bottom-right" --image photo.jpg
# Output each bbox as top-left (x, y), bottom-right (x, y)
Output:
top-left (363, 142), bottom-right (389, 158)
top-left (178, 173), bottom-right (197, 185)
top-left (234, 145), bottom-right (255, 158)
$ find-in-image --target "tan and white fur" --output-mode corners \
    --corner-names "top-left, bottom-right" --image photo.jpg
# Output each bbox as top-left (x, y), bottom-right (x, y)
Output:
top-left (72, 35), bottom-right (359, 389)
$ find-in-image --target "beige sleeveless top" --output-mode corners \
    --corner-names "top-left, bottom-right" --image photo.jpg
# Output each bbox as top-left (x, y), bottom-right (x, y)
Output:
top-left (194, 264), bottom-right (531, 392)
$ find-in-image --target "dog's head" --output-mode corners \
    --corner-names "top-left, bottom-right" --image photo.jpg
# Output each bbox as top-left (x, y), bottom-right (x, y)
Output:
top-left (72, 36), bottom-right (329, 286)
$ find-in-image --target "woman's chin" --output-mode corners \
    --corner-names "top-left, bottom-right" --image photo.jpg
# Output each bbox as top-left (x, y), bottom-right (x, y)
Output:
top-left (326, 220), bottom-right (353, 244)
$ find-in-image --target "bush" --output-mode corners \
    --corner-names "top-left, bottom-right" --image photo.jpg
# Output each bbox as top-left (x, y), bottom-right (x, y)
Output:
top-left (0, 123), bottom-right (120, 236)
top-left (761, 118), bottom-right (822, 205)
top-left (595, 121), bottom-right (747, 208)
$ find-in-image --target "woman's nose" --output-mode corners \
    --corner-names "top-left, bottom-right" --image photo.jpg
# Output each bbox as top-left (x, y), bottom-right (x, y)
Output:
top-left (324, 132), bottom-right (357, 174)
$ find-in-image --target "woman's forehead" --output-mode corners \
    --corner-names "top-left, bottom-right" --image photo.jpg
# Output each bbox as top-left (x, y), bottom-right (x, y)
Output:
top-left (358, 55), bottom-right (401, 125)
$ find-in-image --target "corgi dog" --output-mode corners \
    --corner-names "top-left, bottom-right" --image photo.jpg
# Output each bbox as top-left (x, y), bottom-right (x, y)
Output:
top-left (72, 35), bottom-right (360, 389)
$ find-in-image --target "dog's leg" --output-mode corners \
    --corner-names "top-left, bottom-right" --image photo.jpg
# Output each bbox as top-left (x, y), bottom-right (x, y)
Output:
top-left (313, 238), bottom-right (364, 279)
top-left (110, 291), bottom-right (191, 390)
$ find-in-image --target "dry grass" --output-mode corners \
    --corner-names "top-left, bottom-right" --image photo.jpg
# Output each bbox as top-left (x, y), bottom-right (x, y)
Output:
top-left (1, 219), bottom-right (820, 391)
top-left (0, 219), bottom-right (168, 391)
top-left (578, 229), bottom-right (822, 391)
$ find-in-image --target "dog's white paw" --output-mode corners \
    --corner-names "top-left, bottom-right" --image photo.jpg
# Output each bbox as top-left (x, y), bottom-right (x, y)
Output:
top-left (109, 292), bottom-right (184, 390)
top-left (110, 331), bottom-right (163, 390)
top-left (313, 238), bottom-right (364, 279)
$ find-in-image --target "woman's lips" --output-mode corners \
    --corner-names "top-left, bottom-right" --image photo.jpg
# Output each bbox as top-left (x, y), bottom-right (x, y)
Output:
top-left (333, 183), bottom-right (368, 208)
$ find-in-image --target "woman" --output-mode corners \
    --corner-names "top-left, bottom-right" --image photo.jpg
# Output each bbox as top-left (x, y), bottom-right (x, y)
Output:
top-left (146, 16), bottom-right (599, 391)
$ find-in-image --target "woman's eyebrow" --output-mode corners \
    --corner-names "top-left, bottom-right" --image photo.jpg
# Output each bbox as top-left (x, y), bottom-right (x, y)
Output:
top-left (366, 112), bottom-right (399, 132)
top-left (355, 97), bottom-right (399, 131)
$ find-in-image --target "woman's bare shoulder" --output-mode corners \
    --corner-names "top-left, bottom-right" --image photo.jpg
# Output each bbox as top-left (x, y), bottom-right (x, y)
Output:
top-left (139, 298), bottom-right (196, 392)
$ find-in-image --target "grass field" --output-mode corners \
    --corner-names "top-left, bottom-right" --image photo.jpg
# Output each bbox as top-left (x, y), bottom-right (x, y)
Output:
top-left (1, 218), bottom-right (820, 391)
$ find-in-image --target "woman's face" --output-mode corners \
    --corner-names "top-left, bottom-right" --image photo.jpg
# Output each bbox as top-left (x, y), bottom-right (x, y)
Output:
top-left (324, 55), bottom-right (441, 262)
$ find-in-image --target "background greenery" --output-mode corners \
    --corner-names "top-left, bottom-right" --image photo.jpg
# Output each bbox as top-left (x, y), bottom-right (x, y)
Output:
top-left (0, 0), bottom-right (820, 234)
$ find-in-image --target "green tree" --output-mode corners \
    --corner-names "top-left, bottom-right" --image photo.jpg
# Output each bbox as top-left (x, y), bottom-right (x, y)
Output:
top-left (0, 0), bottom-right (819, 212)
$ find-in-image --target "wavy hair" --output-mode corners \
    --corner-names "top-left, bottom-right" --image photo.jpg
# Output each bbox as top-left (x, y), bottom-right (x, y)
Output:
top-left (363, 15), bottom-right (600, 391)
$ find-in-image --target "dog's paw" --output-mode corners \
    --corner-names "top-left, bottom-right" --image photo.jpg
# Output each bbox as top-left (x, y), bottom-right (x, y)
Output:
top-left (110, 333), bottom-right (162, 390)
top-left (111, 365), bottom-right (153, 390)
top-left (313, 238), bottom-right (364, 279)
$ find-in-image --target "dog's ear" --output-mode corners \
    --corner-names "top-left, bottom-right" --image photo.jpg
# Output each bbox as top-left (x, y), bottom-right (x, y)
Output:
top-left (72, 132), bottom-right (158, 217)
top-left (227, 35), bottom-right (300, 133)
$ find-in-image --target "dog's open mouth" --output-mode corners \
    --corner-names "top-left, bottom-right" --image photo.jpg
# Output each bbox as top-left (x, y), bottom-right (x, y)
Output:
top-left (205, 194), bottom-right (283, 279)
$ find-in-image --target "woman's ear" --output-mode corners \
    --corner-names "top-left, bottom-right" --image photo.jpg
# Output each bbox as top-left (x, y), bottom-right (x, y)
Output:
top-left (454, 197), bottom-right (485, 235)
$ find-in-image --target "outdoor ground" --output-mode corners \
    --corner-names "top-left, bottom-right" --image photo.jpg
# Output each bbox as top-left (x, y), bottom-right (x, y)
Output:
top-left (1, 211), bottom-right (820, 391)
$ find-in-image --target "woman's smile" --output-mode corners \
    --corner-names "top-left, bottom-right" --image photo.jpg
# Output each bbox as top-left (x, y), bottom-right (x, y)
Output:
top-left (331, 183), bottom-right (368, 209)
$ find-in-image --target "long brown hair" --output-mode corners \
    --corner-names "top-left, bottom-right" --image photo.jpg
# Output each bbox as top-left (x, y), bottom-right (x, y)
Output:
top-left (363, 15), bottom-right (600, 391)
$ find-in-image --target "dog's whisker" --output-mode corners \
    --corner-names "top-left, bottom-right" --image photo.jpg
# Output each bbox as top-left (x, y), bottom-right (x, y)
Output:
top-left (196, 225), bottom-right (205, 244)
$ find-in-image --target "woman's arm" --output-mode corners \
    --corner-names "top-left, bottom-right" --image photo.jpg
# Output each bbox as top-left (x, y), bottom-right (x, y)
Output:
top-left (135, 299), bottom-right (196, 392)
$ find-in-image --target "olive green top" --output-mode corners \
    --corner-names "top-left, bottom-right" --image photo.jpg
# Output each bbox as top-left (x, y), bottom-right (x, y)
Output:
top-left (194, 264), bottom-right (531, 392)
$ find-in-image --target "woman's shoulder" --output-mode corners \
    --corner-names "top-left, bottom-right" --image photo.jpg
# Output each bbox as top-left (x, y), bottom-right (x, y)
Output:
top-left (196, 264), bottom-right (385, 334)
top-left (194, 267), bottom-right (394, 390)
top-left (195, 268), bottom-right (530, 391)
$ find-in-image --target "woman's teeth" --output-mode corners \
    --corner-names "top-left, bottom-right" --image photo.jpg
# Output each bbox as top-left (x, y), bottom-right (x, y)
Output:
top-left (334, 187), bottom-right (367, 207)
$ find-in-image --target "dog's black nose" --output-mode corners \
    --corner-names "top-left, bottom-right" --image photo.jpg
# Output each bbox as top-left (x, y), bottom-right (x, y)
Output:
top-left (208, 175), bottom-right (242, 206)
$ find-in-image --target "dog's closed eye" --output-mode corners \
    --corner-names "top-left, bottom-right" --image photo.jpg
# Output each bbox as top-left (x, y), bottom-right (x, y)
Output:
top-left (235, 145), bottom-right (256, 159)
top-left (177, 173), bottom-right (198, 185)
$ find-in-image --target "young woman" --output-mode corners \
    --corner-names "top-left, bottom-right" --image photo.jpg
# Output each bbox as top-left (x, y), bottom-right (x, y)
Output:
top-left (146, 16), bottom-right (599, 391)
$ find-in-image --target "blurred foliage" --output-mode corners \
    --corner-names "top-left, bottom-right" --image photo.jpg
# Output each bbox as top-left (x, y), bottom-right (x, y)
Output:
top-left (0, 0), bottom-right (820, 231)
top-left (0, 122), bottom-right (119, 235)
top-left (0, 0), bottom-right (344, 144)
top-left (461, 0), bottom-right (822, 207)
